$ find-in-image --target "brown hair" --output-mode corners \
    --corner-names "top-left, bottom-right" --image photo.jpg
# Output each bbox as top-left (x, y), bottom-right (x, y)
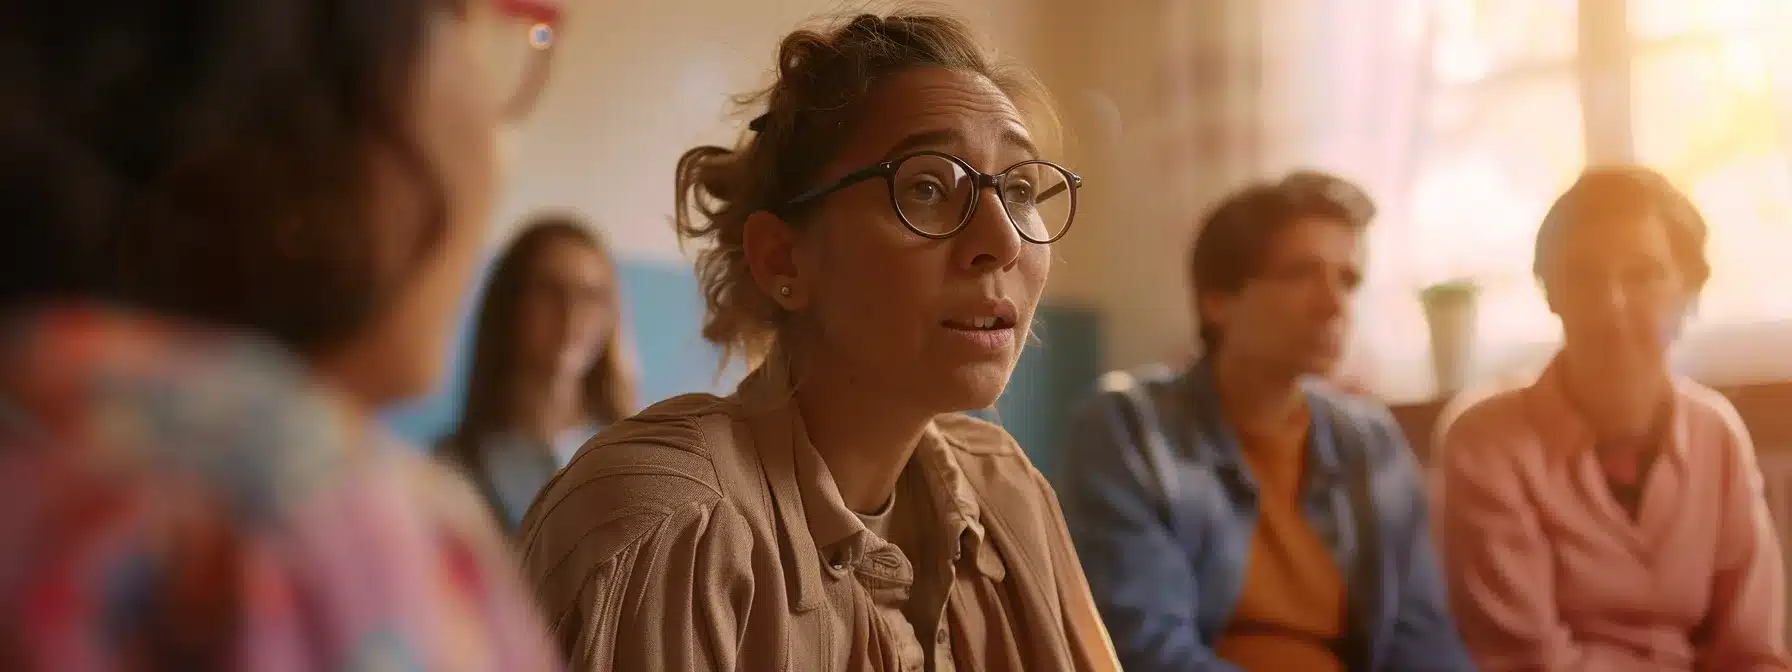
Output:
top-left (449, 215), bottom-right (638, 459)
top-left (2, 0), bottom-right (465, 354)
top-left (672, 7), bottom-right (1056, 365)
top-left (1188, 170), bottom-right (1376, 353)
top-left (1533, 165), bottom-right (1710, 292)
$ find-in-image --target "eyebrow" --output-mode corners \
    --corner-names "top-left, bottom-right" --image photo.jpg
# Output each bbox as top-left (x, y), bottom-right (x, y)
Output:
top-left (880, 126), bottom-right (1041, 163)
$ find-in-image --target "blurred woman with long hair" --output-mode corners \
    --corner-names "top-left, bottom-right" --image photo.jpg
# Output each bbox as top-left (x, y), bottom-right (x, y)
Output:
top-left (446, 215), bottom-right (638, 532)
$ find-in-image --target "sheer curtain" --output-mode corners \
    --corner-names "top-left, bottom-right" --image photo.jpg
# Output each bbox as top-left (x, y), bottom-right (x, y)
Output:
top-left (1150, 0), bottom-right (1435, 375)
top-left (1353, 0), bottom-right (1588, 401)
top-left (1152, 0), bottom-right (1446, 393)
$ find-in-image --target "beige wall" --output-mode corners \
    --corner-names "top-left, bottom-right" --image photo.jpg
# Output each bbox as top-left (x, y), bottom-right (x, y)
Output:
top-left (495, 0), bottom-right (1187, 371)
top-left (495, 0), bottom-right (1044, 260)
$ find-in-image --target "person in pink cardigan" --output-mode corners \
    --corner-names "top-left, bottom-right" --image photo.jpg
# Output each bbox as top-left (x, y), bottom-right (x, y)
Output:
top-left (1432, 166), bottom-right (1791, 671)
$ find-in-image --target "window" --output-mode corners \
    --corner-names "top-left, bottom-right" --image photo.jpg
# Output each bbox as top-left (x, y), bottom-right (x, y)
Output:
top-left (1367, 0), bottom-right (1792, 401)
top-left (1360, 0), bottom-right (1584, 400)
top-left (1627, 0), bottom-right (1792, 330)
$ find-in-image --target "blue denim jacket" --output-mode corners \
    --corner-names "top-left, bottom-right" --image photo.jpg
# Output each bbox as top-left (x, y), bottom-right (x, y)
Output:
top-left (1059, 361), bottom-right (1472, 671)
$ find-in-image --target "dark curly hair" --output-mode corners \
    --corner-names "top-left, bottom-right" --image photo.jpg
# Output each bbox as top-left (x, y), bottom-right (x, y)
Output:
top-left (0, 0), bottom-right (464, 355)
top-left (671, 7), bottom-right (1057, 365)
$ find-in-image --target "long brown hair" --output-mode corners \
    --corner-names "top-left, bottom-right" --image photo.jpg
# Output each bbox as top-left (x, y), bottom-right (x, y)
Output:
top-left (449, 215), bottom-right (638, 461)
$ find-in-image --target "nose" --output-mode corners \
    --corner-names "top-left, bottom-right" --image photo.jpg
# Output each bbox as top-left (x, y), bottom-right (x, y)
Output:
top-left (550, 288), bottom-right (578, 328)
top-left (1316, 273), bottom-right (1350, 319)
top-left (1579, 281), bottom-right (1635, 321)
top-left (953, 187), bottom-right (1025, 273)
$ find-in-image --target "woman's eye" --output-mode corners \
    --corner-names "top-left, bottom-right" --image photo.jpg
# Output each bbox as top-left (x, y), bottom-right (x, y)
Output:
top-left (905, 179), bottom-right (947, 204)
top-left (1003, 180), bottom-right (1036, 204)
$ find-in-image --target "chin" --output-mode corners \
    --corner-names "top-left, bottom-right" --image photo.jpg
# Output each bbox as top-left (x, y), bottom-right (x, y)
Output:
top-left (352, 344), bottom-right (447, 409)
top-left (1299, 353), bottom-right (1343, 378)
top-left (934, 360), bottom-right (1015, 413)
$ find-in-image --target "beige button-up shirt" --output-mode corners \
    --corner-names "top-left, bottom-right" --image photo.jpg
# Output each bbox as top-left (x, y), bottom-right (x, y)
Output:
top-left (519, 359), bottom-right (1120, 671)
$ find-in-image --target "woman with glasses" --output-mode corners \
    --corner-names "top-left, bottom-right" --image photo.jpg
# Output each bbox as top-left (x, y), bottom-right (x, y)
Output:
top-left (1433, 167), bottom-right (1790, 671)
top-left (518, 10), bottom-right (1117, 672)
top-left (0, 1), bottom-right (564, 668)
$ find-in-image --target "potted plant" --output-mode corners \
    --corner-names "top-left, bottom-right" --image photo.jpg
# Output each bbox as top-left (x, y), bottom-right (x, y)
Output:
top-left (1419, 278), bottom-right (1479, 398)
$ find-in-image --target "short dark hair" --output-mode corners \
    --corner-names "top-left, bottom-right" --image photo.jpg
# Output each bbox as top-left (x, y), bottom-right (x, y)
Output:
top-left (1533, 165), bottom-right (1710, 292)
top-left (1188, 170), bottom-right (1375, 353)
top-left (1, 0), bottom-right (461, 355)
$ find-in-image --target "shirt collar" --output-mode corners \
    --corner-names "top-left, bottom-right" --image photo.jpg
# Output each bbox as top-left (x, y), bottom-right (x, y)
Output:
top-left (1179, 357), bottom-right (1344, 478)
top-left (1523, 354), bottom-right (1689, 461)
top-left (738, 349), bottom-right (1000, 612)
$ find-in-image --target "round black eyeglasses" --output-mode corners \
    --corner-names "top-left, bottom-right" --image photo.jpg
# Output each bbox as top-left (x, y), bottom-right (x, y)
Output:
top-left (778, 151), bottom-right (1083, 244)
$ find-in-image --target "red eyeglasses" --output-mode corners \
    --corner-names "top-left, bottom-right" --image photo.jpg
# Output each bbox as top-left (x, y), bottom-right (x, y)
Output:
top-left (487, 0), bottom-right (562, 121)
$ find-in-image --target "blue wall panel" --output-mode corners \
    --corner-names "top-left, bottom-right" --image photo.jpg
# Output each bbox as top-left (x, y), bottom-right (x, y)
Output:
top-left (991, 305), bottom-right (1103, 482)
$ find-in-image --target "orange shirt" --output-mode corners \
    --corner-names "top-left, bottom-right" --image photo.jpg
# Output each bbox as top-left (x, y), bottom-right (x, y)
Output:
top-left (1214, 406), bottom-right (1346, 672)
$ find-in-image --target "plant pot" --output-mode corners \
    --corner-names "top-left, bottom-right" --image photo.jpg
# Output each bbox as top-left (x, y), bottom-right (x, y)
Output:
top-left (1421, 287), bottom-right (1479, 398)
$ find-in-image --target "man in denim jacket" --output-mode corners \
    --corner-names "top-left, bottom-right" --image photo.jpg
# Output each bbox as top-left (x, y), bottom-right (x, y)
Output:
top-left (1059, 171), bottom-right (1472, 672)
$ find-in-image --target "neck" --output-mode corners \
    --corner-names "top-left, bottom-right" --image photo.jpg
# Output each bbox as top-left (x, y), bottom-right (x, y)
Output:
top-left (513, 370), bottom-right (589, 443)
top-left (309, 355), bottom-right (383, 444)
top-left (1210, 351), bottom-right (1305, 434)
top-left (789, 355), bottom-right (931, 514)
top-left (1558, 350), bottom-right (1670, 444)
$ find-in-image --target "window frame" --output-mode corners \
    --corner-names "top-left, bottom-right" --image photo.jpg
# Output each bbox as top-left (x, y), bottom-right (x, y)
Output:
top-left (1399, 0), bottom-right (1792, 390)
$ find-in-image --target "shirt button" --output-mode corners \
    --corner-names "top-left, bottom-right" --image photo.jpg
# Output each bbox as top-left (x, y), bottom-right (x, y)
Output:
top-left (936, 629), bottom-right (949, 644)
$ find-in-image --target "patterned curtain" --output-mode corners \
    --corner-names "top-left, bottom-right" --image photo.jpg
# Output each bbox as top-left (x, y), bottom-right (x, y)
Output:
top-left (1140, 0), bottom-right (1435, 389)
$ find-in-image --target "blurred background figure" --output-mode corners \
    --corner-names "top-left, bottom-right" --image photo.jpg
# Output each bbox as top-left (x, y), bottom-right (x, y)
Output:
top-left (0, 0), bottom-right (565, 669)
top-left (1060, 171), bottom-right (1470, 672)
top-left (444, 215), bottom-right (638, 534)
top-left (1432, 167), bottom-right (1790, 671)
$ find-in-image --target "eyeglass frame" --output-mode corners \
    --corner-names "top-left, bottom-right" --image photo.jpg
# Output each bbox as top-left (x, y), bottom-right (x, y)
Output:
top-left (491, 1), bottom-right (562, 122)
top-left (775, 150), bottom-right (1084, 244)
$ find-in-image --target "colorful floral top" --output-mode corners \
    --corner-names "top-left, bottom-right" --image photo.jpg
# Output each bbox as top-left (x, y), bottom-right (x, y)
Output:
top-left (0, 307), bottom-right (562, 670)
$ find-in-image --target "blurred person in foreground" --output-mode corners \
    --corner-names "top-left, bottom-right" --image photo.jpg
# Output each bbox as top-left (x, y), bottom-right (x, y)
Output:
top-left (0, 1), bottom-right (566, 668)
top-left (443, 215), bottom-right (637, 534)
top-left (1432, 166), bottom-right (1790, 671)
top-left (1060, 171), bottom-right (1472, 671)
top-left (518, 10), bottom-right (1119, 671)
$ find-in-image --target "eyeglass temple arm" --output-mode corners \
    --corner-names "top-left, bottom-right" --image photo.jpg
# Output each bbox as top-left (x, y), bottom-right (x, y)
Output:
top-left (782, 164), bottom-right (889, 209)
top-left (1036, 174), bottom-right (1081, 202)
top-left (495, 0), bottom-right (561, 23)
top-left (495, 0), bottom-right (562, 121)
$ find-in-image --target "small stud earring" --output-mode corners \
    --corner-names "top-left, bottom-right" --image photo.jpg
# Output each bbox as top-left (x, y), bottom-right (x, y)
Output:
top-left (778, 285), bottom-right (793, 297)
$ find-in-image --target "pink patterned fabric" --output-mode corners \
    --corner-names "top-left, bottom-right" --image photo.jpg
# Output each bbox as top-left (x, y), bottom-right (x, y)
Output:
top-left (0, 307), bottom-right (561, 671)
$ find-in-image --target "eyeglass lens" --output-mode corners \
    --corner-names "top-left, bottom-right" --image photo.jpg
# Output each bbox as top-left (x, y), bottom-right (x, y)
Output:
top-left (889, 154), bottom-right (1073, 241)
